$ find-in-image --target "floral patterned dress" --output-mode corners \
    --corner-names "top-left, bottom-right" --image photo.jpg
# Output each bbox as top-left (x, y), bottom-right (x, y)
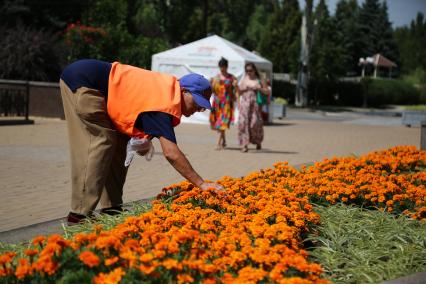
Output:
top-left (209, 74), bottom-right (237, 130)
top-left (238, 76), bottom-right (264, 147)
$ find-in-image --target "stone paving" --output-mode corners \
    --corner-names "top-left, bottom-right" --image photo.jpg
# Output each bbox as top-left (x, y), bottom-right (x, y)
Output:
top-left (0, 109), bottom-right (419, 239)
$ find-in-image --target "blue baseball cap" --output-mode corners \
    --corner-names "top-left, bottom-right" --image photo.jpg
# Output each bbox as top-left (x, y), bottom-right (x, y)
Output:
top-left (179, 73), bottom-right (212, 110)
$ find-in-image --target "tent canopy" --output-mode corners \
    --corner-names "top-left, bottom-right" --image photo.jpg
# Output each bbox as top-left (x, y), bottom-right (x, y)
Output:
top-left (151, 35), bottom-right (272, 80)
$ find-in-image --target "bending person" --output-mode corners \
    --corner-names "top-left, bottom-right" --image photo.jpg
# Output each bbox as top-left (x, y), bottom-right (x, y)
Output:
top-left (60, 59), bottom-right (223, 225)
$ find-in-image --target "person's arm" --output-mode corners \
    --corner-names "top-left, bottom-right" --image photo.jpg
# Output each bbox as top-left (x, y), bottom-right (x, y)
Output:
top-left (256, 79), bottom-right (270, 95)
top-left (136, 112), bottom-right (223, 191)
top-left (232, 75), bottom-right (240, 99)
top-left (159, 136), bottom-right (223, 190)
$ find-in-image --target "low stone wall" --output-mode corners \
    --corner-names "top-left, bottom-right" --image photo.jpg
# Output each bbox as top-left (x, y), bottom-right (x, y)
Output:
top-left (0, 79), bottom-right (64, 119)
top-left (29, 81), bottom-right (63, 119)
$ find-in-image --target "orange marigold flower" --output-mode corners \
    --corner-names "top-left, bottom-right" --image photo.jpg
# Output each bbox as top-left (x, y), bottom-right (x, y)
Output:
top-left (93, 267), bottom-right (125, 284)
top-left (14, 258), bottom-right (32, 279)
top-left (105, 256), bottom-right (119, 266)
top-left (24, 249), bottom-right (38, 257)
top-left (177, 273), bottom-right (194, 284)
top-left (79, 251), bottom-right (100, 268)
top-left (0, 252), bottom-right (16, 265)
top-left (32, 236), bottom-right (46, 246)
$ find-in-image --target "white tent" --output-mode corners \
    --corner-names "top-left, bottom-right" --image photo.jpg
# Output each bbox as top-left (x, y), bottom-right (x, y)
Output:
top-left (152, 35), bottom-right (272, 80)
top-left (151, 35), bottom-right (273, 124)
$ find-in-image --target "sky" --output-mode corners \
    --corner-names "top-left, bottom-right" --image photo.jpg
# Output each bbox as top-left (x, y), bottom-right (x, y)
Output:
top-left (298, 0), bottom-right (426, 27)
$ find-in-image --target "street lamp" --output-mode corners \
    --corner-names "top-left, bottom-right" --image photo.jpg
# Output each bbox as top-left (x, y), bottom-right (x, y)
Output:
top-left (359, 57), bottom-right (374, 108)
top-left (359, 57), bottom-right (374, 77)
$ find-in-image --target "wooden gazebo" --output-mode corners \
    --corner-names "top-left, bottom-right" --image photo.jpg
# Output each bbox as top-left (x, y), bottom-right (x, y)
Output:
top-left (371, 53), bottom-right (397, 78)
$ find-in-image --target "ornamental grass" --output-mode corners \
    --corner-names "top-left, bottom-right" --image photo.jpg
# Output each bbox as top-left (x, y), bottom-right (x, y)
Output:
top-left (0, 145), bottom-right (425, 283)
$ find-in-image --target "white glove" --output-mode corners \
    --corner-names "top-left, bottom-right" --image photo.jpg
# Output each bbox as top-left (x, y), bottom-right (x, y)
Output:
top-left (124, 137), bottom-right (154, 167)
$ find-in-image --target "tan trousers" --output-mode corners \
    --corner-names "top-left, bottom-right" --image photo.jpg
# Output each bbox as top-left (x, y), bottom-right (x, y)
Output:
top-left (59, 80), bottom-right (129, 215)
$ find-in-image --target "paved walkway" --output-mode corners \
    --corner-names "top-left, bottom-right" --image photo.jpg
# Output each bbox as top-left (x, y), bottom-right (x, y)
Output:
top-left (0, 109), bottom-right (419, 241)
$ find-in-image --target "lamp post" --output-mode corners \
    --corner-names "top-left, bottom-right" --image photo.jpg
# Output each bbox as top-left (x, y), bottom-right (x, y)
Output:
top-left (359, 57), bottom-right (373, 108)
top-left (359, 57), bottom-right (374, 78)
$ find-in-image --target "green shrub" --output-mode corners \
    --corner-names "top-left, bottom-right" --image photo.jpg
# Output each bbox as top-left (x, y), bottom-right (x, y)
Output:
top-left (335, 81), bottom-right (364, 106)
top-left (365, 78), bottom-right (420, 106)
top-left (0, 24), bottom-right (64, 81)
top-left (296, 77), bottom-right (420, 107)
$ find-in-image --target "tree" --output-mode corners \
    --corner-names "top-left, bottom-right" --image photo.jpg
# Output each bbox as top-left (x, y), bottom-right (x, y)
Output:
top-left (334, 0), bottom-right (361, 75)
top-left (0, 24), bottom-right (64, 81)
top-left (394, 12), bottom-right (426, 74)
top-left (376, 1), bottom-right (399, 63)
top-left (358, 0), bottom-right (382, 57)
top-left (259, 0), bottom-right (301, 73)
top-left (65, 0), bottom-right (169, 68)
top-left (357, 0), bottom-right (398, 62)
top-left (0, 0), bottom-right (84, 80)
top-left (309, 0), bottom-right (344, 104)
top-left (0, 0), bottom-right (88, 30)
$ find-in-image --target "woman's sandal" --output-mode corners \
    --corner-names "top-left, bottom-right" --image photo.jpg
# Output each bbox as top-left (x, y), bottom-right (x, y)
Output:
top-left (241, 146), bottom-right (248, 153)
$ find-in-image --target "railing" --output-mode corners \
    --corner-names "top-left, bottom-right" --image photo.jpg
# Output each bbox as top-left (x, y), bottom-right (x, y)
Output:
top-left (0, 79), bottom-right (33, 125)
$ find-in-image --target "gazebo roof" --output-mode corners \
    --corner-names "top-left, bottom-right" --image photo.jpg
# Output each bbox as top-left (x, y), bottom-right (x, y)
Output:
top-left (372, 53), bottom-right (397, 68)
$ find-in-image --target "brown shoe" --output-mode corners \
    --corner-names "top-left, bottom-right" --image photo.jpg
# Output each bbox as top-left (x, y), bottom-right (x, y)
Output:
top-left (256, 144), bottom-right (262, 150)
top-left (66, 212), bottom-right (87, 226)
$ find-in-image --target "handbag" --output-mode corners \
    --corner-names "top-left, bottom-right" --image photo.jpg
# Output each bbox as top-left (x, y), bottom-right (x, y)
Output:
top-left (255, 79), bottom-right (267, 105)
top-left (256, 90), bottom-right (267, 105)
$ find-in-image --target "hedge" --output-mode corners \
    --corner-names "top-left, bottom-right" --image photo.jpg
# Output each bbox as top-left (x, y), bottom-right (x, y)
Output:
top-left (273, 78), bottom-right (421, 107)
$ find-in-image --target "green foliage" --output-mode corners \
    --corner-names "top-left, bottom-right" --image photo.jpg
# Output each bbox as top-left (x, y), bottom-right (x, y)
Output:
top-left (404, 68), bottom-right (426, 85)
top-left (259, 0), bottom-right (301, 73)
top-left (307, 204), bottom-right (426, 284)
top-left (245, 4), bottom-right (269, 52)
top-left (132, 1), bottom-right (165, 37)
top-left (334, 0), bottom-right (362, 75)
top-left (272, 97), bottom-right (288, 105)
top-left (365, 78), bottom-right (420, 106)
top-left (83, 0), bottom-right (127, 29)
top-left (395, 13), bottom-right (426, 74)
top-left (306, 78), bottom-right (421, 107)
top-left (404, 105), bottom-right (426, 111)
top-left (272, 80), bottom-right (296, 104)
top-left (64, 23), bottom-right (107, 62)
top-left (56, 268), bottom-right (96, 283)
top-left (0, 24), bottom-right (64, 81)
top-left (0, 0), bottom-right (88, 31)
top-left (63, 0), bottom-right (170, 68)
top-left (358, 0), bottom-right (398, 62)
top-left (310, 0), bottom-right (345, 82)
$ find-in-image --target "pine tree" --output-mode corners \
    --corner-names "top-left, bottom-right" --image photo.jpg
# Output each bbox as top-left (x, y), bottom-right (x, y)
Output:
top-left (309, 0), bottom-right (344, 104)
top-left (394, 12), bottom-right (426, 74)
top-left (310, 0), bottom-right (344, 80)
top-left (376, 1), bottom-right (399, 62)
top-left (334, 0), bottom-right (361, 75)
top-left (358, 0), bottom-right (382, 57)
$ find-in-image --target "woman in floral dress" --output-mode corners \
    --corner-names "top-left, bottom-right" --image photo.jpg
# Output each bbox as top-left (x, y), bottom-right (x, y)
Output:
top-left (209, 58), bottom-right (238, 150)
top-left (238, 62), bottom-right (269, 152)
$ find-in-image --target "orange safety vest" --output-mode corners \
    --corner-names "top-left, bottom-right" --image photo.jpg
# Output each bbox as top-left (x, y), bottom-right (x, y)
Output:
top-left (107, 62), bottom-right (182, 137)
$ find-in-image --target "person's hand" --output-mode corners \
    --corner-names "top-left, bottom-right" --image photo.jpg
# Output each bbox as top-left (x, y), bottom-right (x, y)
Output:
top-left (136, 148), bottom-right (150, 156)
top-left (199, 182), bottom-right (224, 191)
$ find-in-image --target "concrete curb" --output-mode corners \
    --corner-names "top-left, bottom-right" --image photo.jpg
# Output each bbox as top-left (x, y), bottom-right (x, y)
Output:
top-left (0, 198), bottom-right (153, 244)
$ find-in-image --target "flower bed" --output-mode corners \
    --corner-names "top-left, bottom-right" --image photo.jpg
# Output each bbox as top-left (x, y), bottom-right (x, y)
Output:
top-left (0, 146), bottom-right (425, 283)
